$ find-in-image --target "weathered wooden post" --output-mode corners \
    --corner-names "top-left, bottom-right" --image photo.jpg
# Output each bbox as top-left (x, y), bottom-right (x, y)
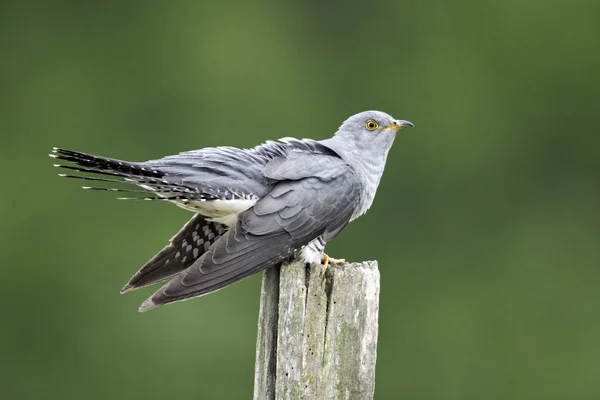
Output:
top-left (254, 260), bottom-right (380, 400)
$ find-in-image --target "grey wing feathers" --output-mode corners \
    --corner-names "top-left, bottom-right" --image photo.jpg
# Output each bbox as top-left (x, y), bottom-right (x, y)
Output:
top-left (140, 154), bottom-right (360, 311)
top-left (145, 139), bottom-right (339, 199)
top-left (120, 214), bottom-right (227, 293)
top-left (263, 151), bottom-right (345, 181)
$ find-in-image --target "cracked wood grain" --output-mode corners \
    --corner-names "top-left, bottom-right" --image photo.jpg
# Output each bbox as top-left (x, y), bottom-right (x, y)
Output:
top-left (254, 260), bottom-right (380, 400)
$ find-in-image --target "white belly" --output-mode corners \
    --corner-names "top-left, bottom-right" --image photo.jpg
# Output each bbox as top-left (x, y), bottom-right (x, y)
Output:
top-left (175, 198), bottom-right (257, 227)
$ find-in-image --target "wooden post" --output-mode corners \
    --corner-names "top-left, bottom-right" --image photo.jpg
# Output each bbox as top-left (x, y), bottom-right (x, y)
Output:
top-left (254, 260), bottom-right (380, 400)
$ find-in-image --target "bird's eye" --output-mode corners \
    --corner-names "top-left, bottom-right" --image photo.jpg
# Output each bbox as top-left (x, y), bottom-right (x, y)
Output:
top-left (365, 120), bottom-right (378, 131)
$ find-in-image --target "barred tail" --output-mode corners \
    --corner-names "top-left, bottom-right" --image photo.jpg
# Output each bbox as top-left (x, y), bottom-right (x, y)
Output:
top-left (50, 147), bottom-right (204, 198)
top-left (50, 147), bottom-right (163, 178)
top-left (121, 214), bottom-right (227, 293)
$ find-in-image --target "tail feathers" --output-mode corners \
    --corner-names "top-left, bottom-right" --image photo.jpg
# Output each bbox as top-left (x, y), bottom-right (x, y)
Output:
top-left (51, 147), bottom-right (212, 199)
top-left (58, 173), bottom-right (200, 196)
top-left (120, 214), bottom-right (227, 293)
top-left (51, 148), bottom-right (163, 179)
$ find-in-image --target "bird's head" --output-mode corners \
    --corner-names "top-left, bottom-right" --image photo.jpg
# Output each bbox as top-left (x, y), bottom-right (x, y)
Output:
top-left (326, 110), bottom-right (413, 160)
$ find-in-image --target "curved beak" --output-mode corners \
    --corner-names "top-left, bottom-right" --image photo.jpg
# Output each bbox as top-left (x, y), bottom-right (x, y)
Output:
top-left (396, 120), bottom-right (414, 128)
top-left (385, 119), bottom-right (414, 132)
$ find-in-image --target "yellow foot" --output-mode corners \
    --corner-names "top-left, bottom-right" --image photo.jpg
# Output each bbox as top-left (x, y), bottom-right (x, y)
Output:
top-left (321, 254), bottom-right (346, 268)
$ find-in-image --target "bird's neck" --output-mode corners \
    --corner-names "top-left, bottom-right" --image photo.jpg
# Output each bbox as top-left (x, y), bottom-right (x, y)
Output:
top-left (319, 137), bottom-right (390, 220)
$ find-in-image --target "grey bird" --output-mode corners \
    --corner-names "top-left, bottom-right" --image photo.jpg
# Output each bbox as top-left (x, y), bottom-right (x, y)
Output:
top-left (51, 110), bottom-right (413, 312)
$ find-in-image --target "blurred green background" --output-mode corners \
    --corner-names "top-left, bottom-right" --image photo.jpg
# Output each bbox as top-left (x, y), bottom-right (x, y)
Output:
top-left (2, 0), bottom-right (599, 399)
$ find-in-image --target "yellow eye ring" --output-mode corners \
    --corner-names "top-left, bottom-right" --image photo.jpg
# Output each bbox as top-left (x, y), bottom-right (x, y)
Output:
top-left (365, 120), bottom-right (378, 131)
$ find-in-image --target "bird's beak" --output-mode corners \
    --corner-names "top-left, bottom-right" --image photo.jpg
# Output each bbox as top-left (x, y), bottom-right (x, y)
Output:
top-left (385, 120), bottom-right (414, 132)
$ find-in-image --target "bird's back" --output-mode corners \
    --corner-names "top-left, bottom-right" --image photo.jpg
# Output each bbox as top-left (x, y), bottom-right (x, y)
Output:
top-left (146, 138), bottom-right (340, 199)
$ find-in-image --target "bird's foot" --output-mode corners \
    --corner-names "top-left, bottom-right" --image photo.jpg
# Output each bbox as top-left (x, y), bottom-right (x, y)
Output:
top-left (321, 254), bottom-right (346, 268)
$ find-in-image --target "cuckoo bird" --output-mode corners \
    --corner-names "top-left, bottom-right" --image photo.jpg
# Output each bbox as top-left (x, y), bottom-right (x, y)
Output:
top-left (51, 110), bottom-right (413, 311)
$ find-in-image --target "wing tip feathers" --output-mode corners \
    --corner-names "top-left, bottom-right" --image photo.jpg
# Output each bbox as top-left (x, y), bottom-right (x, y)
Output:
top-left (120, 283), bottom-right (134, 294)
top-left (139, 297), bottom-right (159, 313)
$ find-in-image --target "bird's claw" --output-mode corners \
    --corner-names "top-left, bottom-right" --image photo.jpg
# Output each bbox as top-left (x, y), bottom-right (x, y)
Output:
top-left (321, 254), bottom-right (346, 268)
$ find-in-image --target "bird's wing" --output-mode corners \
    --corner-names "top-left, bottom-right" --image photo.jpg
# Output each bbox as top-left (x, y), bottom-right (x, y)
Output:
top-left (145, 140), bottom-right (339, 199)
top-left (120, 214), bottom-right (227, 293)
top-left (140, 153), bottom-right (360, 311)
